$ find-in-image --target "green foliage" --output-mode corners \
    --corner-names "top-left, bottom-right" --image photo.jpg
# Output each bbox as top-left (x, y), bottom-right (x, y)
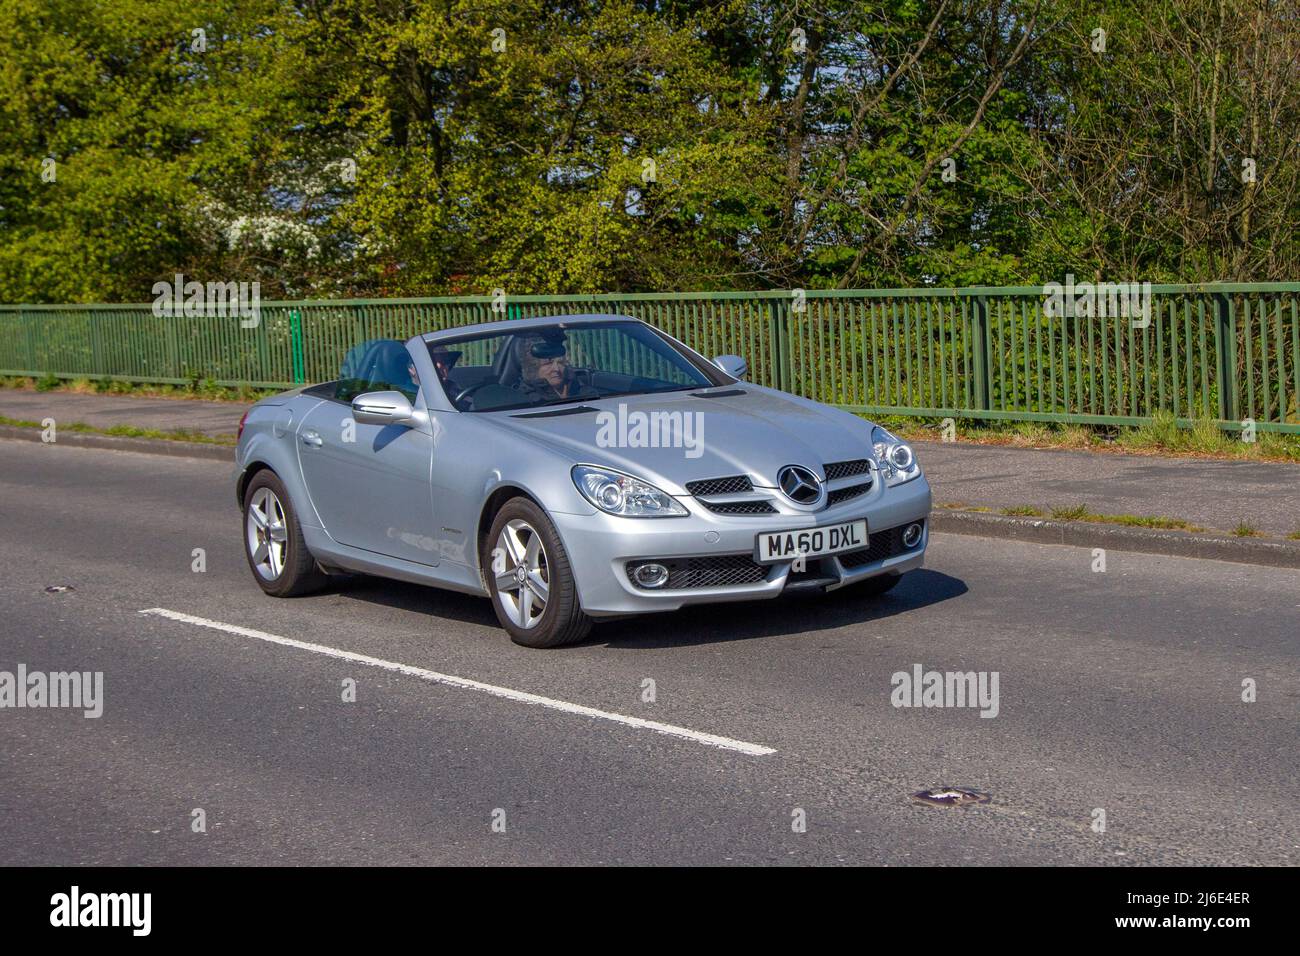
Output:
top-left (88, 376), bottom-right (133, 395)
top-left (2, 0), bottom-right (1299, 302)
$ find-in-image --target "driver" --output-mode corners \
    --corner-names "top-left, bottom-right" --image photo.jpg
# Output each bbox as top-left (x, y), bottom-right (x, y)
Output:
top-left (515, 335), bottom-right (595, 403)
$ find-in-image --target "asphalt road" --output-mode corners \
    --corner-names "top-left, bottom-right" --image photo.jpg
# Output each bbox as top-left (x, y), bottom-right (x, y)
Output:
top-left (1, 438), bottom-right (1296, 865)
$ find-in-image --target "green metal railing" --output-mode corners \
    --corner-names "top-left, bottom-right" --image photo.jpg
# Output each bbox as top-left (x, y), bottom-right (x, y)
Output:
top-left (1, 285), bottom-right (1297, 432)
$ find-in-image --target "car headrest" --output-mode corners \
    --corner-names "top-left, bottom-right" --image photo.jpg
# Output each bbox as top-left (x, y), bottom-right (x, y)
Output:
top-left (492, 336), bottom-right (523, 386)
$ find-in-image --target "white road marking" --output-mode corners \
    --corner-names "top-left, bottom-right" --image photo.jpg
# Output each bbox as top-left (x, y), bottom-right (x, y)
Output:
top-left (138, 608), bottom-right (777, 757)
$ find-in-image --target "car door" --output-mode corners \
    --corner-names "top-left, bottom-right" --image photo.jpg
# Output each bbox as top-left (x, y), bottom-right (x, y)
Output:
top-left (295, 340), bottom-right (440, 566)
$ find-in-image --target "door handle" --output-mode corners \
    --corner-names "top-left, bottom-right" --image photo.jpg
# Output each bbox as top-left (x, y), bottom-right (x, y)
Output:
top-left (301, 430), bottom-right (323, 447)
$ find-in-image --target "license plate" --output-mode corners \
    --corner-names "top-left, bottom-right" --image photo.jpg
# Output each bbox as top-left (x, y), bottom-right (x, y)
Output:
top-left (755, 520), bottom-right (867, 564)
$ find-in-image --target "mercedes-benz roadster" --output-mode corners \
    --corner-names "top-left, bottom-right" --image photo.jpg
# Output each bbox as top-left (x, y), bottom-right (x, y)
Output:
top-left (235, 314), bottom-right (931, 647)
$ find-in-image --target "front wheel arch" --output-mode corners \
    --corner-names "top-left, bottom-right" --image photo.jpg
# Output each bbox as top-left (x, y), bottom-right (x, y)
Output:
top-left (482, 496), bottom-right (592, 648)
top-left (476, 484), bottom-right (545, 587)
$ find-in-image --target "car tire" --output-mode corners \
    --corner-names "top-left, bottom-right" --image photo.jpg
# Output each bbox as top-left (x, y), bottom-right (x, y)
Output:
top-left (243, 470), bottom-right (327, 598)
top-left (854, 571), bottom-right (902, 597)
top-left (484, 497), bottom-right (592, 648)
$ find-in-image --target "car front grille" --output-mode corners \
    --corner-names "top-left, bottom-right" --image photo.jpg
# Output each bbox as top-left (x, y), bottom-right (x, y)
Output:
top-left (826, 481), bottom-right (871, 506)
top-left (686, 460), bottom-right (876, 516)
top-left (701, 500), bottom-right (778, 515)
top-left (836, 521), bottom-right (924, 569)
top-left (686, 474), bottom-right (775, 516)
top-left (686, 476), bottom-right (752, 496)
top-left (824, 458), bottom-right (871, 481)
top-left (627, 555), bottom-right (769, 590)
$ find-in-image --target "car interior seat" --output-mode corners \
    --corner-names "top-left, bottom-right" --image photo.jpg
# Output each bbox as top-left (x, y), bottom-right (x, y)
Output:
top-left (491, 335), bottom-right (525, 387)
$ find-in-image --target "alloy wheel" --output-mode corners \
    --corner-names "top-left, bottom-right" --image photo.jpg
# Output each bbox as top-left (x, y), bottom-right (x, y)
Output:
top-left (246, 486), bottom-right (289, 581)
top-left (493, 519), bottom-right (550, 629)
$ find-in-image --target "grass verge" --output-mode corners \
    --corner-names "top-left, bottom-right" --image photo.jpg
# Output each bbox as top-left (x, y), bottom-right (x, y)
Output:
top-left (1047, 502), bottom-right (1206, 531)
top-left (3, 374), bottom-right (274, 403)
top-left (0, 415), bottom-right (235, 446)
top-left (937, 501), bottom-right (1208, 534)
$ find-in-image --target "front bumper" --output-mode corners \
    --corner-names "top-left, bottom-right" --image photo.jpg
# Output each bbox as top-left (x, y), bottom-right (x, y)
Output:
top-left (551, 473), bottom-right (932, 617)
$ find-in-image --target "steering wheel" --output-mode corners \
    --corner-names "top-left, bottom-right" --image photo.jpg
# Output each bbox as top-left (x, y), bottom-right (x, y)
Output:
top-left (452, 379), bottom-right (494, 408)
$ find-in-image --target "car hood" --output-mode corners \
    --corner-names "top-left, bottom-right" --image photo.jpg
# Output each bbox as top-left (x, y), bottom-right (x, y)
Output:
top-left (490, 386), bottom-right (878, 494)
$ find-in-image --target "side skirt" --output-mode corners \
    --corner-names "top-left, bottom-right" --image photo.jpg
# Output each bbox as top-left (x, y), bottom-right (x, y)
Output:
top-left (302, 527), bottom-right (489, 597)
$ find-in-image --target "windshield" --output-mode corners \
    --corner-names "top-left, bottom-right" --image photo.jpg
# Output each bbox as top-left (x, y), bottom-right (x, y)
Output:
top-left (427, 321), bottom-right (726, 412)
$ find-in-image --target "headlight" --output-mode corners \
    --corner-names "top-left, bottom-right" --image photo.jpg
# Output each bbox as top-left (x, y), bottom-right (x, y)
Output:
top-left (572, 465), bottom-right (688, 517)
top-left (871, 425), bottom-right (920, 486)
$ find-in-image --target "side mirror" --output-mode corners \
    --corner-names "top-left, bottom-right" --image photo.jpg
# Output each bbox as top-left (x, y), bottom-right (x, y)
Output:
top-left (713, 354), bottom-right (748, 380)
top-left (351, 390), bottom-right (416, 427)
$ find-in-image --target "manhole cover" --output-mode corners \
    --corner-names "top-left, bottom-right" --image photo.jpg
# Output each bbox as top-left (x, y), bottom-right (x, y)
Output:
top-left (44, 585), bottom-right (75, 593)
top-left (909, 787), bottom-right (990, 808)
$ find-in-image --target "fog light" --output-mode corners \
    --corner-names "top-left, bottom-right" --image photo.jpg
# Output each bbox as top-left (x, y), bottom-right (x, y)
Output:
top-left (633, 563), bottom-right (670, 588)
top-left (902, 523), bottom-right (923, 548)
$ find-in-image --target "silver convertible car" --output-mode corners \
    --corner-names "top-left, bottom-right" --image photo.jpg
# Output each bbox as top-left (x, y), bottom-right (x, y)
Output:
top-left (235, 314), bottom-right (931, 647)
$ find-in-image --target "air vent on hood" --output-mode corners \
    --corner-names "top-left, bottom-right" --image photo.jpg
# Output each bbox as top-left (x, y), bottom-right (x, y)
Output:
top-left (511, 405), bottom-right (598, 418)
top-left (690, 388), bottom-right (747, 398)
